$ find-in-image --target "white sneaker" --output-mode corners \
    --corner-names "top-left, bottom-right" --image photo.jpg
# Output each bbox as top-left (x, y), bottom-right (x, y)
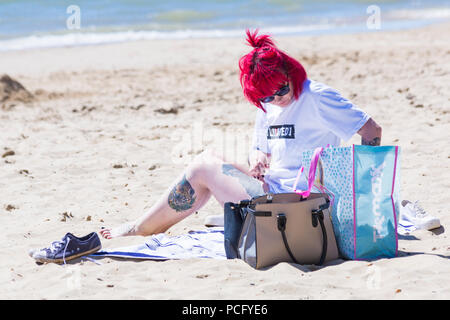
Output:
top-left (400, 200), bottom-right (441, 231)
top-left (204, 214), bottom-right (224, 227)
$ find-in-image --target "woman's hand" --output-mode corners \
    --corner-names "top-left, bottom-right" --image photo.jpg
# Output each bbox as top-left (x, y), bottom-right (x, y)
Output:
top-left (358, 117), bottom-right (382, 146)
top-left (248, 149), bottom-right (271, 182)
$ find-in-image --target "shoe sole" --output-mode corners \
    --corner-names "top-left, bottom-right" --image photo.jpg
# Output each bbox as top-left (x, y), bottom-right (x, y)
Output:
top-left (34, 245), bottom-right (102, 264)
top-left (425, 221), bottom-right (441, 231)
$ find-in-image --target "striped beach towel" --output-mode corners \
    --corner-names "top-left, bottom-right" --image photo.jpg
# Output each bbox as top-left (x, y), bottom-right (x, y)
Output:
top-left (92, 228), bottom-right (226, 260)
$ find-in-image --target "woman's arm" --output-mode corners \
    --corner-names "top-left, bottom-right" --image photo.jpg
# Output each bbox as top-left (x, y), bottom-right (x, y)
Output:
top-left (358, 117), bottom-right (382, 146)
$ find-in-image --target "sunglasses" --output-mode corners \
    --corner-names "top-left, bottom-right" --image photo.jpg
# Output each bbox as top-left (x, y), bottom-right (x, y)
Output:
top-left (260, 84), bottom-right (290, 103)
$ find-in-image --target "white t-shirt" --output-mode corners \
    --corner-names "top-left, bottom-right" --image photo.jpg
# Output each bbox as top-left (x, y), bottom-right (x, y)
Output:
top-left (252, 79), bottom-right (370, 193)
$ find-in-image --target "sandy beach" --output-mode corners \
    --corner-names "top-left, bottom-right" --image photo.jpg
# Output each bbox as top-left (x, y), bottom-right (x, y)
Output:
top-left (0, 21), bottom-right (449, 300)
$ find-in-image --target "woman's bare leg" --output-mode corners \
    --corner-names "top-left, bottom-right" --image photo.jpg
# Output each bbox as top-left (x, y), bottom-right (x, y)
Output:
top-left (100, 149), bottom-right (265, 239)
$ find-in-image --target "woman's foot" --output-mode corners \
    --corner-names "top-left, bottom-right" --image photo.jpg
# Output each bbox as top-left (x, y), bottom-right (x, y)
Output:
top-left (100, 222), bottom-right (137, 239)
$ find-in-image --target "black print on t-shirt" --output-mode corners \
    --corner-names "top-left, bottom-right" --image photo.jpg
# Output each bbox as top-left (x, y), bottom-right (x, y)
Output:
top-left (267, 124), bottom-right (295, 139)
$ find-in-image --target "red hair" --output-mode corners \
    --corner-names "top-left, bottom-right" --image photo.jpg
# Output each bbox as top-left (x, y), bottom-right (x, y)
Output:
top-left (239, 29), bottom-right (307, 112)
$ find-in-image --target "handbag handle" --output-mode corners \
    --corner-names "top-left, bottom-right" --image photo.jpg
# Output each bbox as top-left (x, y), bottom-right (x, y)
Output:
top-left (276, 202), bottom-right (329, 266)
top-left (276, 214), bottom-right (298, 263)
top-left (312, 206), bottom-right (328, 265)
top-left (293, 147), bottom-right (324, 198)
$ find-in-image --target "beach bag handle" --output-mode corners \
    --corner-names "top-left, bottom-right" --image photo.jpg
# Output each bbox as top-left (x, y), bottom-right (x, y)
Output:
top-left (276, 201), bottom-right (329, 266)
top-left (293, 146), bottom-right (324, 198)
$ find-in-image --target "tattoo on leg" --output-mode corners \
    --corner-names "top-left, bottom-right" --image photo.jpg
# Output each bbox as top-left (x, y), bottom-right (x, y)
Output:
top-left (168, 174), bottom-right (197, 212)
top-left (362, 137), bottom-right (381, 146)
top-left (222, 164), bottom-right (265, 198)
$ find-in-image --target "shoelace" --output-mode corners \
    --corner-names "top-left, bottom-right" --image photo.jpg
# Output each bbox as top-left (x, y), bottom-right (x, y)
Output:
top-left (47, 237), bottom-right (71, 265)
top-left (47, 240), bottom-right (64, 253)
top-left (412, 201), bottom-right (427, 218)
top-left (62, 238), bottom-right (71, 265)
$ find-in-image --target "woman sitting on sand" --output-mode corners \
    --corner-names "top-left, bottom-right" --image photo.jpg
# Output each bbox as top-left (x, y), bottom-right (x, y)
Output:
top-left (99, 29), bottom-right (382, 240)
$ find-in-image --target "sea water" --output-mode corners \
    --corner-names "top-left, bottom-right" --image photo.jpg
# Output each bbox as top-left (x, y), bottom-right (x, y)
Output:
top-left (0, 0), bottom-right (449, 51)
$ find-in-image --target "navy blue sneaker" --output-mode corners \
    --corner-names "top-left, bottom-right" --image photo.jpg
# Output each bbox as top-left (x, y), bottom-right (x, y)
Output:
top-left (29, 232), bottom-right (102, 264)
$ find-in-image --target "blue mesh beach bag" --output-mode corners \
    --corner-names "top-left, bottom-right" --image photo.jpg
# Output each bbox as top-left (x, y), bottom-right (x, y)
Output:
top-left (298, 145), bottom-right (401, 260)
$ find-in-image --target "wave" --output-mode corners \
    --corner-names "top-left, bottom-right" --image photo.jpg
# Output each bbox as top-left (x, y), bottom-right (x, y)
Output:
top-left (0, 24), bottom-right (334, 52)
top-left (386, 7), bottom-right (450, 20)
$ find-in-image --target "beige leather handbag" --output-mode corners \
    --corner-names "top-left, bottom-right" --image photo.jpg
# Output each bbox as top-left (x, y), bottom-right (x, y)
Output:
top-left (224, 193), bottom-right (339, 269)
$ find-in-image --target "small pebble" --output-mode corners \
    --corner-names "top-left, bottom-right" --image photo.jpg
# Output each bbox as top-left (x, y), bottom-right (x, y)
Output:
top-left (5, 204), bottom-right (16, 211)
top-left (2, 150), bottom-right (15, 158)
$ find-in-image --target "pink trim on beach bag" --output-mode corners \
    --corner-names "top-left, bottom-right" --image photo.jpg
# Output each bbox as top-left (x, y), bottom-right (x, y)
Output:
top-left (293, 147), bottom-right (324, 197)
